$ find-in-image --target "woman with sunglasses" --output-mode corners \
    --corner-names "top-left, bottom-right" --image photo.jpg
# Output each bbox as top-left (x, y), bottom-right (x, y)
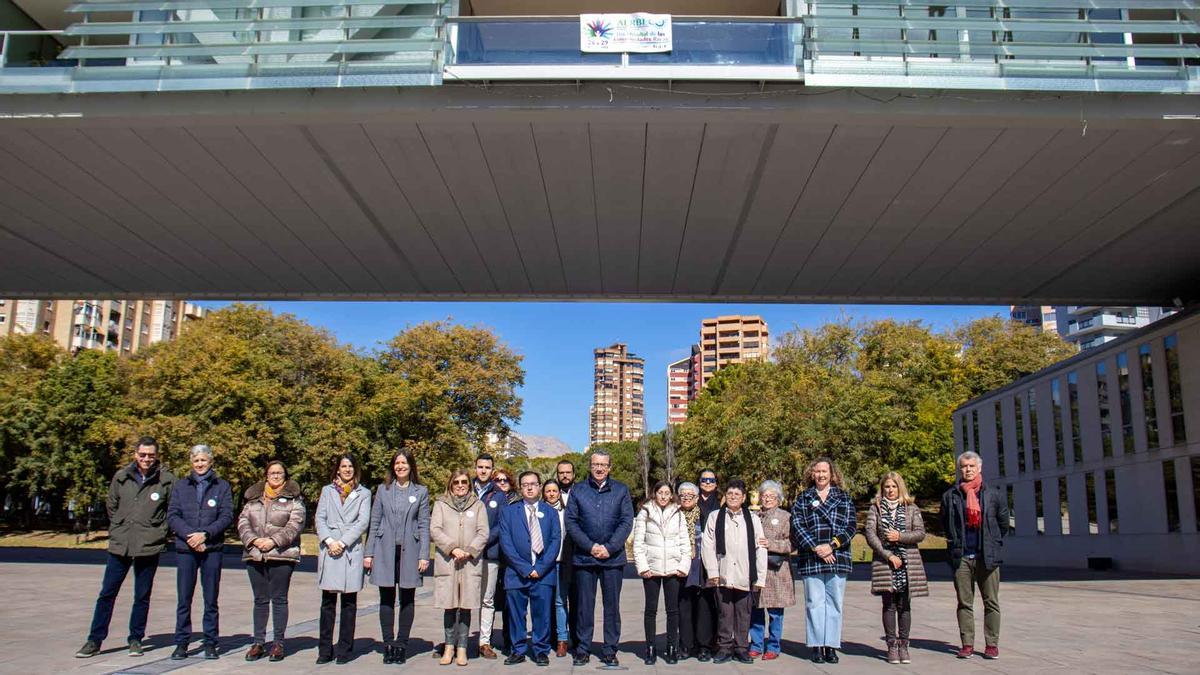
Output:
top-left (365, 449), bottom-right (430, 665)
top-left (431, 469), bottom-right (489, 666)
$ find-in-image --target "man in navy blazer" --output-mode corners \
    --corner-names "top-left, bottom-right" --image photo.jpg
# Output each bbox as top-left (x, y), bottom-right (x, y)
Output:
top-left (499, 470), bottom-right (561, 666)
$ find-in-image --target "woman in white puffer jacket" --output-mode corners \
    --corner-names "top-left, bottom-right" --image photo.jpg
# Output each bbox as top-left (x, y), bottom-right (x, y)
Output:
top-left (633, 481), bottom-right (692, 665)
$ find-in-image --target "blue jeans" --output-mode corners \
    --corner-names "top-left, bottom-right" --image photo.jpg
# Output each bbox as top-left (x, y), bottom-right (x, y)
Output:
top-left (88, 552), bottom-right (160, 644)
top-left (802, 573), bottom-right (846, 648)
top-left (175, 548), bottom-right (224, 646)
top-left (749, 607), bottom-right (784, 654)
top-left (553, 564), bottom-right (569, 642)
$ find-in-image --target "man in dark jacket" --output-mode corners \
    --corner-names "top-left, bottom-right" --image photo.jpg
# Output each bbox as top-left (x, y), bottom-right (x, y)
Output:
top-left (472, 453), bottom-right (505, 658)
top-left (167, 445), bottom-right (234, 660)
top-left (564, 449), bottom-right (634, 667)
top-left (77, 437), bottom-right (177, 658)
top-left (941, 451), bottom-right (1009, 661)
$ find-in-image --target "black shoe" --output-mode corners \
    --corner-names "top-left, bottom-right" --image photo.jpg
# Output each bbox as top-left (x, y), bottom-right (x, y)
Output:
top-left (75, 641), bottom-right (100, 659)
top-left (573, 653), bottom-right (590, 666)
top-left (734, 651), bottom-right (754, 664)
top-left (382, 645), bottom-right (394, 664)
top-left (171, 645), bottom-right (188, 660)
top-left (664, 646), bottom-right (678, 665)
top-left (824, 647), bottom-right (839, 664)
top-left (600, 655), bottom-right (620, 668)
top-left (677, 647), bottom-right (690, 661)
top-left (644, 646), bottom-right (657, 666)
top-left (697, 648), bottom-right (712, 662)
top-left (394, 647), bottom-right (407, 664)
top-left (317, 652), bottom-right (334, 664)
top-left (810, 646), bottom-right (825, 664)
top-left (205, 644), bottom-right (219, 660)
top-left (534, 653), bottom-right (550, 666)
top-left (712, 652), bottom-right (732, 664)
top-left (504, 653), bottom-right (527, 665)
top-left (128, 638), bottom-right (144, 657)
top-left (336, 654), bottom-right (351, 665)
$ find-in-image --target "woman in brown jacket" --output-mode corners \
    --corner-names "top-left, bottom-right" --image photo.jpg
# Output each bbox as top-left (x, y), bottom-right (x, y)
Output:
top-left (238, 460), bottom-right (305, 662)
top-left (749, 481), bottom-right (795, 661)
top-left (864, 471), bottom-right (928, 665)
top-left (430, 468), bottom-right (489, 666)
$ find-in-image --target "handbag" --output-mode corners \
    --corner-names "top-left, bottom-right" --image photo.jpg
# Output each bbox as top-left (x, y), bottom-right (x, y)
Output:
top-left (766, 552), bottom-right (788, 571)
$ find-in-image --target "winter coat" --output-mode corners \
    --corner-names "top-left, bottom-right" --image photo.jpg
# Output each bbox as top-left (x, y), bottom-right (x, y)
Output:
top-left (167, 470), bottom-right (234, 553)
top-left (632, 502), bottom-right (691, 577)
top-left (366, 481), bottom-right (430, 589)
top-left (564, 476), bottom-right (635, 569)
top-left (106, 462), bottom-right (177, 558)
top-left (315, 483), bottom-right (372, 593)
top-left (941, 481), bottom-right (1010, 570)
top-left (430, 493), bottom-right (489, 609)
top-left (756, 506), bottom-right (796, 608)
top-left (791, 486), bottom-right (856, 577)
top-left (701, 508), bottom-right (767, 592)
top-left (864, 502), bottom-right (929, 597)
top-left (238, 480), bottom-right (305, 563)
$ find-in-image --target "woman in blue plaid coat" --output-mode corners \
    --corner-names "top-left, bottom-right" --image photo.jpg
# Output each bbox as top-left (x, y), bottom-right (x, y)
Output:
top-left (790, 457), bottom-right (856, 665)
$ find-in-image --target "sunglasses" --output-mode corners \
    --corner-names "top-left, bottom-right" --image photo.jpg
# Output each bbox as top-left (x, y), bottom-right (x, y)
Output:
top-left (452, 479), bottom-right (469, 485)
top-left (495, 477), bottom-right (510, 483)
top-left (699, 477), bottom-right (716, 484)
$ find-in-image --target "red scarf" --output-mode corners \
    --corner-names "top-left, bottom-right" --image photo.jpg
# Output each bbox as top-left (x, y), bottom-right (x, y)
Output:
top-left (961, 474), bottom-right (983, 529)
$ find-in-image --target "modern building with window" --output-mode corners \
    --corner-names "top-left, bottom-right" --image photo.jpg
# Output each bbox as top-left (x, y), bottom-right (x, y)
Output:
top-left (589, 343), bottom-right (645, 445)
top-left (1055, 306), bottom-right (1177, 351)
top-left (0, 298), bottom-right (207, 355)
top-left (666, 348), bottom-right (698, 426)
top-left (698, 315), bottom-right (769, 389)
top-left (954, 306), bottom-right (1199, 574)
top-left (1009, 305), bottom-right (1058, 334)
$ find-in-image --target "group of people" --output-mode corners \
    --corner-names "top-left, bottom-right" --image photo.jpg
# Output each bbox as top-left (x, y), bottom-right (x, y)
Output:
top-left (75, 436), bottom-right (1010, 666)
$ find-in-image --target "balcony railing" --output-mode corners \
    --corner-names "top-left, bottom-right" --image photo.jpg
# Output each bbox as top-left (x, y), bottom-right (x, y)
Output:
top-left (0, 0), bottom-right (1196, 93)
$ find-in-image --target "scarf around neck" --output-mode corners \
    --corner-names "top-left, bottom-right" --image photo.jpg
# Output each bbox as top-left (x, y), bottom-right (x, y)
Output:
top-left (961, 474), bottom-right (983, 528)
top-left (682, 506), bottom-right (700, 557)
top-left (715, 506), bottom-right (757, 584)
top-left (264, 481), bottom-right (283, 501)
top-left (334, 477), bottom-right (356, 503)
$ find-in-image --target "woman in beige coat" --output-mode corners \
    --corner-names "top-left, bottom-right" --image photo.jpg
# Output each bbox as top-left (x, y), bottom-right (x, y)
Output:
top-left (749, 480), bottom-right (795, 660)
top-left (430, 468), bottom-right (489, 666)
top-left (237, 460), bottom-right (305, 662)
top-left (864, 471), bottom-right (928, 665)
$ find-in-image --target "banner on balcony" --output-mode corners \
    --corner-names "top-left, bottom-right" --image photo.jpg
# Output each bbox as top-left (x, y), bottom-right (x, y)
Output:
top-left (580, 13), bottom-right (672, 53)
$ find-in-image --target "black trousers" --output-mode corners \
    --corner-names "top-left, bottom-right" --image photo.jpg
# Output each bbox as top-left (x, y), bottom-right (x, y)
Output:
top-left (642, 576), bottom-right (682, 650)
top-left (573, 565), bottom-right (623, 659)
top-left (319, 591), bottom-right (357, 658)
top-left (881, 590), bottom-right (912, 640)
top-left (175, 548), bottom-right (223, 647)
top-left (246, 561), bottom-right (294, 643)
top-left (679, 585), bottom-right (717, 653)
top-left (378, 586), bottom-right (416, 648)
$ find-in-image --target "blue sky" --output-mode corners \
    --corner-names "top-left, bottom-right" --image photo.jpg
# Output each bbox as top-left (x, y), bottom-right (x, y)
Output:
top-left (200, 302), bottom-right (1006, 451)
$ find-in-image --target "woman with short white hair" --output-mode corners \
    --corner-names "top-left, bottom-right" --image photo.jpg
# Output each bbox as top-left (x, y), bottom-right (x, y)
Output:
top-left (748, 480), bottom-right (795, 660)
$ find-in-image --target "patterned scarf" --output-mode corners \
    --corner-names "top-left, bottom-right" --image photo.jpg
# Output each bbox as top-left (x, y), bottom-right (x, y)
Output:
top-left (682, 505), bottom-right (700, 558)
top-left (961, 474), bottom-right (984, 528)
top-left (880, 499), bottom-right (908, 592)
top-left (334, 477), bottom-right (356, 503)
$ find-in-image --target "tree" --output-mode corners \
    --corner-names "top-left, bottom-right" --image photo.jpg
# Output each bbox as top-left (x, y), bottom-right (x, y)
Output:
top-left (0, 334), bottom-right (65, 515)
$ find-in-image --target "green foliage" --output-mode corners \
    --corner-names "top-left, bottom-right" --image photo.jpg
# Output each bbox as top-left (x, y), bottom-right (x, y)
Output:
top-left (677, 316), bottom-right (1076, 500)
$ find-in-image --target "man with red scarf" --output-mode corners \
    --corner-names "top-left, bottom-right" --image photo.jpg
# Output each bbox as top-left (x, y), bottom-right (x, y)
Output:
top-left (941, 451), bottom-right (1009, 661)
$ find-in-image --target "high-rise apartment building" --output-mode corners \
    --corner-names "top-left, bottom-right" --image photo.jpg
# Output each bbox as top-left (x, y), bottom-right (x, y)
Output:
top-left (589, 343), bottom-right (645, 445)
top-left (0, 299), bottom-right (207, 355)
top-left (1010, 305), bottom-right (1059, 334)
top-left (698, 315), bottom-right (769, 389)
top-left (667, 346), bottom-right (700, 426)
top-left (1053, 306), bottom-right (1176, 351)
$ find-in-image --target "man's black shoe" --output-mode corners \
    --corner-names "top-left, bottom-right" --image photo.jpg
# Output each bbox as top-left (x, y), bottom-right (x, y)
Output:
top-left (316, 652), bottom-right (333, 664)
top-left (75, 641), bottom-right (100, 659)
top-left (128, 639), bottom-right (144, 657)
top-left (810, 646), bottom-right (825, 664)
top-left (824, 647), bottom-right (839, 664)
top-left (600, 655), bottom-right (620, 668)
top-left (733, 652), bottom-right (754, 664)
top-left (504, 653), bottom-right (527, 665)
top-left (394, 647), bottom-right (407, 664)
top-left (204, 644), bottom-right (219, 660)
top-left (697, 648), bottom-right (712, 662)
top-left (573, 653), bottom-right (590, 666)
top-left (171, 645), bottom-right (188, 660)
top-left (712, 652), bottom-right (732, 665)
top-left (534, 653), bottom-right (550, 666)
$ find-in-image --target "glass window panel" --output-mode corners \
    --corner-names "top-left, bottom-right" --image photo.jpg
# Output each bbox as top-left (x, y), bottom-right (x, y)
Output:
top-left (1028, 388), bottom-right (1041, 471)
top-left (1164, 335), bottom-right (1186, 444)
top-left (1191, 457), bottom-right (1200, 533)
top-left (1105, 469), bottom-right (1119, 534)
top-left (1058, 476), bottom-right (1070, 535)
top-left (1035, 480), bottom-right (1045, 535)
top-left (1140, 344), bottom-right (1159, 449)
top-left (1006, 483), bottom-right (1016, 531)
top-left (1086, 472), bottom-right (1098, 534)
top-left (971, 409), bottom-right (979, 455)
top-left (1117, 352), bottom-right (1134, 453)
top-left (1162, 460), bottom-right (1180, 533)
top-left (1015, 395), bottom-right (1027, 473)
top-left (995, 401), bottom-right (1006, 477)
top-left (1052, 379), bottom-right (1065, 467)
top-left (1096, 361), bottom-right (1112, 457)
top-left (1068, 372), bottom-right (1081, 463)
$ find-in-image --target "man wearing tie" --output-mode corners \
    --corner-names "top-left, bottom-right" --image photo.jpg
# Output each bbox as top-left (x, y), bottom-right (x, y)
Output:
top-left (499, 471), bottom-right (561, 666)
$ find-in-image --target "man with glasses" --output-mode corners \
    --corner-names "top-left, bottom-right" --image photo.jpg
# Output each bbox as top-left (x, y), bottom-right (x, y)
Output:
top-left (499, 471), bottom-right (561, 665)
top-left (77, 437), bottom-right (177, 658)
top-left (564, 450), bottom-right (634, 667)
top-left (472, 453), bottom-right (506, 659)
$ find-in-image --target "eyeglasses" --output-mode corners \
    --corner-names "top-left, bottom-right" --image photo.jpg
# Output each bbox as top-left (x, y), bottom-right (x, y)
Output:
top-left (495, 477), bottom-right (510, 483)
top-left (520, 482), bottom-right (540, 488)
top-left (452, 479), bottom-right (469, 485)
top-left (699, 477), bottom-right (716, 484)
top-left (679, 493), bottom-right (697, 499)
top-left (136, 452), bottom-right (157, 459)
top-left (267, 471), bottom-right (285, 477)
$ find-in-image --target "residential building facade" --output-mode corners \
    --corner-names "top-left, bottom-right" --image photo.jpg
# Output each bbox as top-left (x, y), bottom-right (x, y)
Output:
top-left (590, 343), bottom-right (645, 445)
top-left (1054, 306), bottom-right (1176, 351)
top-left (954, 306), bottom-right (1199, 574)
top-left (1009, 305), bottom-right (1058, 334)
top-left (698, 315), bottom-right (769, 389)
top-left (667, 346), bottom-right (700, 426)
top-left (0, 299), bottom-right (207, 355)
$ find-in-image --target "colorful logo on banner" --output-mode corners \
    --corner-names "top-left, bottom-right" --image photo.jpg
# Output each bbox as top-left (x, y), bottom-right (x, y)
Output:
top-left (580, 13), bottom-right (672, 53)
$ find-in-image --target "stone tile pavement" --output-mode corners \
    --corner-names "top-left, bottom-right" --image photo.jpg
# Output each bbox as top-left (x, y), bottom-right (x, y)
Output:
top-left (1, 548), bottom-right (1196, 675)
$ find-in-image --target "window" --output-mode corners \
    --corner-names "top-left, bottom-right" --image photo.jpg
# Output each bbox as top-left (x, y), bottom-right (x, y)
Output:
top-left (1086, 473), bottom-right (1098, 534)
top-left (1140, 344), bottom-right (1159, 449)
top-left (1117, 352), bottom-right (1134, 452)
top-left (1192, 457), bottom-right (1200, 533)
top-left (1034, 481), bottom-right (1045, 535)
top-left (1104, 469), bottom-right (1119, 534)
top-left (1006, 484), bottom-right (1016, 531)
top-left (1164, 335), bottom-right (1186, 444)
top-left (1058, 476), bottom-right (1070, 535)
top-left (994, 402), bottom-right (1006, 477)
top-left (960, 413), bottom-right (970, 453)
top-left (1161, 460), bottom-right (1181, 533)
top-left (1014, 395), bottom-right (1027, 473)
top-left (971, 409), bottom-right (979, 454)
top-left (1051, 379), bottom-right (1065, 467)
top-left (1068, 372), bottom-right (1081, 463)
top-left (1028, 388), bottom-right (1041, 471)
top-left (1096, 361), bottom-right (1112, 457)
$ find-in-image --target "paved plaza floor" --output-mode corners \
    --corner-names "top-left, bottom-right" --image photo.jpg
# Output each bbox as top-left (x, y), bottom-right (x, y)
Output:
top-left (1, 547), bottom-right (1196, 675)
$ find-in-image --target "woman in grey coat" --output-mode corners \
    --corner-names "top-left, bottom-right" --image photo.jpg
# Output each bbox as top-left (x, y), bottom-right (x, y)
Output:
top-left (314, 453), bottom-right (372, 664)
top-left (365, 449), bottom-right (431, 665)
